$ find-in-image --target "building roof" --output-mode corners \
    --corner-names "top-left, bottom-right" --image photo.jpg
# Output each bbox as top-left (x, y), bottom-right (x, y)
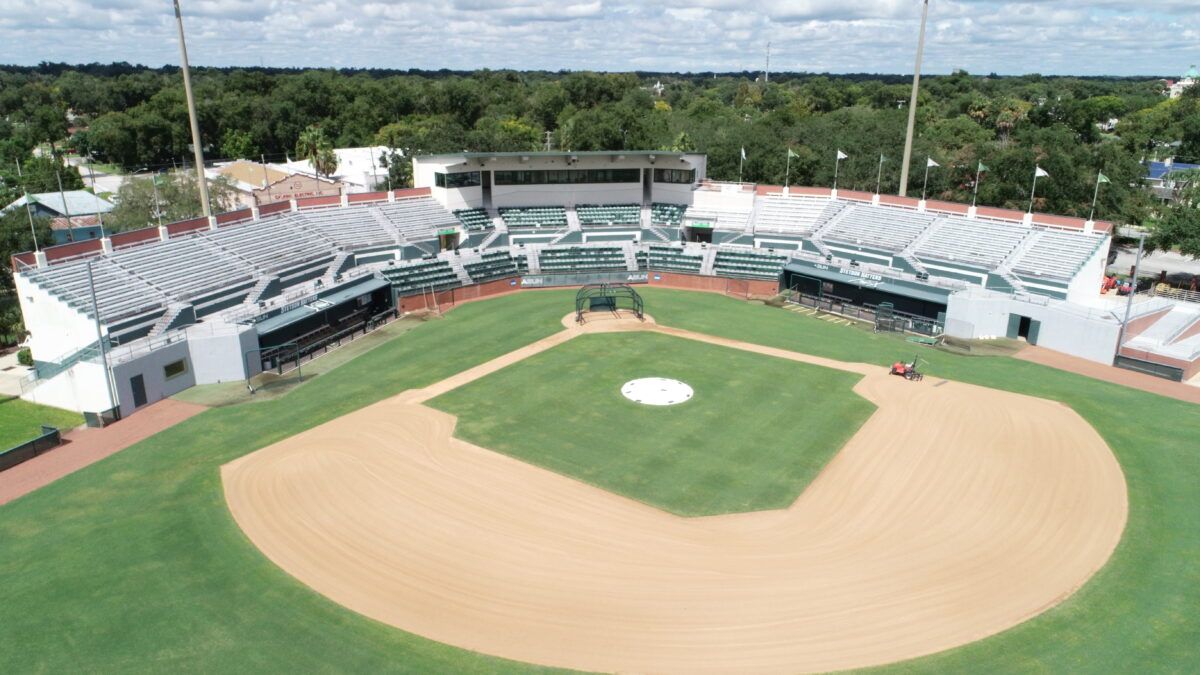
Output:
top-left (49, 215), bottom-right (103, 231)
top-left (3, 190), bottom-right (114, 217)
top-left (1147, 161), bottom-right (1200, 180)
top-left (214, 161), bottom-right (290, 189)
top-left (274, 146), bottom-right (388, 188)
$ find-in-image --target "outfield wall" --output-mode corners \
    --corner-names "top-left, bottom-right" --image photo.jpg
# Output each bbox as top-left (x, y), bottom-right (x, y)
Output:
top-left (647, 271), bottom-right (779, 299)
top-left (396, 278), bottom-right (523, 313)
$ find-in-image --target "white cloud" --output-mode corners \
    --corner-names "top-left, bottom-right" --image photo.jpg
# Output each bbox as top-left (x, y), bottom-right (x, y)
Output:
top-left (0, 0), bottom-right (1194, 75)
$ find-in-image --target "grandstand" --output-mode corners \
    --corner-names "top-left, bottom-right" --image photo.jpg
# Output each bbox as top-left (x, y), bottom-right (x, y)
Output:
top-left (500, 206), bottom-right (568, 229)
top-left (454, 208), bottom-right (493, 231)
top-left (577, 204), bottom-right (640, 227)
top-left (21, 150), bottom-right (1169, 423)
top-left (752, 195), bottom-right (846, 235)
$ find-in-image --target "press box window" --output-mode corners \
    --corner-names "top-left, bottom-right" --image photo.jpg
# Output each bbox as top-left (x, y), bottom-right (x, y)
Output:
top-left (434, 171), bottom-right (481, 188)
top-left (654, 169), bottom-right (695, 184)
top-left (163, 359), bottom-right (188, 380)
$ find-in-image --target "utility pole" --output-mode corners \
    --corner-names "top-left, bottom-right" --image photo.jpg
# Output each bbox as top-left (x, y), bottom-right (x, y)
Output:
top-left (87, 259), bottom-right (119, 419)
top-left (173, 0), bottom-right (212, 218)
top-left (764, 41), bottom-right (771, 83)
top-left (1114, 233), bottom-right (1146, 365)
top-left (544, 130), bottom-right (553, 151)
top-left (55, 170), bottom-right (73, 240)
top-left (899, 0), bottom-right (930, 198)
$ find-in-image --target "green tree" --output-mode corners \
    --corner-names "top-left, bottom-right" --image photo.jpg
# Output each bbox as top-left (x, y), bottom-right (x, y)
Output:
top-left (295, 125), bottom-right (338, 180)
top-left (220, 129), bottom-right (256, 160)
top-left (106, 172), bottom-right (237, 232)
top-left (1150, 170), bottom-right (1200, 258)
top-left (0, 208), bottom-right (53, 291)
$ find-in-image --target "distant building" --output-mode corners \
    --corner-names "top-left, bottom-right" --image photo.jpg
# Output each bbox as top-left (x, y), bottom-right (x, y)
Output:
top-left (2, 190), bottom-right (114, 243)
top-left (1166, 65), bottom-right (1197, 99)
top-left (272, 146), bottom-right (389, 194)
top-left (206, 160), bottom-right (343, 207)
top-left (1145, 158), bottom-right (1200, 201)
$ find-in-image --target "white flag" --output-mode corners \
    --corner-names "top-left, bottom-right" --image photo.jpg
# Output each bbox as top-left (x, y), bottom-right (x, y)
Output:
top-left (1035, 166), bottom-right (1050, 178)
top-left (741, 147), bottom-right (747, 161)
top-left (927, 157), bottom-right (939, 168)
top-left (836, 150), bottom-right (848, 160)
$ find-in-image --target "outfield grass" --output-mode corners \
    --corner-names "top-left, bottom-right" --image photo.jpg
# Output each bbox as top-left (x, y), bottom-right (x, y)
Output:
top-left (1, 287), bottom-right (1198, 672)
top-left (431, 331), bottom-right (874, 516)
top-left (0, 396), bottom-right (84, 449)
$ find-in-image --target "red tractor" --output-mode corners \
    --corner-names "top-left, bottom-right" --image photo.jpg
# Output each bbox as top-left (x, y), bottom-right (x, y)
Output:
top-left (890, 355), bottom-right (924, 381)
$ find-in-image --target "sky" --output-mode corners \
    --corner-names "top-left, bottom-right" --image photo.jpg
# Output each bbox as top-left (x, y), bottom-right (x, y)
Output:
top-left (0, 0), bottom-right (1196, 77)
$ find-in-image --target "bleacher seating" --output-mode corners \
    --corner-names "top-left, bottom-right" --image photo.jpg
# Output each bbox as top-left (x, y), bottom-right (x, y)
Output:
top-left (200, 214), bottom-right (332, 273)
top-left (108, 235), bottom-right (253, 301)
top-left (1010, 229), bottom-right (1106, 281)
top-left (713, 249), bottom-right (788, 280)
top-left (464, 251), bottom-right (519, 282)
top-left (454, 208), bottom-right (493, 231)
top-left (648, 245), bottom-right (703, 273)
top-left (375, 197), bottom-right (459, 239)
top-left (823, 205), bottom-right (935, 251)
top-left (913, 217), bottom-right (1032, 269)
top-left (22, 256), bottom-right (166, 322)
top-left (651, 203), bottom-right (687, 226)
top-left (380, 259), bottom-right (458, 294)
top-left (685, 207), bottom-right (751, 231)
top-left (577, 204), bottom-right (639, 227)
top-left (296, 208), bottom-right (396, 250)
top-left (500, 206), bottom-right (568, 229)
top-left (538, 246), bottom-right (626, 272)
top-left (753, 196), bottom-right (846, 235)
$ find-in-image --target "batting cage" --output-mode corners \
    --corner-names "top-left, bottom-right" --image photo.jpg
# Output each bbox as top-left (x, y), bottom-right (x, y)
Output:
top-left (575, 283), bottom-right (645, 323)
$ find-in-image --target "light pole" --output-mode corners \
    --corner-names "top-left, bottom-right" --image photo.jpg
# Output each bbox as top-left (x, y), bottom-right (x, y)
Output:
top-left (173, 0), bottom-right (212, 218)
top-left (1114, 233), bottom-right (1146, 365)
top-left (899, 0), bottom-right (930, 198)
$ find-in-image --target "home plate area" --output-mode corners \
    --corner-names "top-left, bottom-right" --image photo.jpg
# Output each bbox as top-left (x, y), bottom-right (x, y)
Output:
top-left (622, 378), bottom-right (694, 406)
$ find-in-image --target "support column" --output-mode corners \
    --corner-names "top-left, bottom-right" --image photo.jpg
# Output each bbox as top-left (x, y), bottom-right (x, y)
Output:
top-left (830, 188), bottom-right (838, 199)
top-left (34, 251), bottom-right (48, 268)
top-left (967, 205), bottom-right (978, 219)
top-left (158, 226), bottom-right (170, 241)
top-left (1084, 220), bottom-right (1096, 235)
top-left (208, 215), bottom-right (218, 230)
top-left (341, 192), bottom-right (350, 208)
top-left (289, 198), bottom-right (298, 212)
top-left (871, 194), bottom-right (880, 206)
top-left (1022, 212), bottom-right (1034, 226)
top-left (100, 238), bottom-right (114, 255)
top-left (251, 205), bottom-right (261, 221)
top-left (917, 200), bottom-right (927, 212)
top-left (388, 190), bottom-right (396, 203)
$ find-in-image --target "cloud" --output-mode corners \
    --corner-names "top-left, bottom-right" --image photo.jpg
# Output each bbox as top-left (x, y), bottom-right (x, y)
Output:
top-left (0, 0), bottom-right (1194, 76)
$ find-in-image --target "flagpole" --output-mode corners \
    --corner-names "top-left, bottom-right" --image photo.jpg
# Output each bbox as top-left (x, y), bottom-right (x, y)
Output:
top-left (876, 154), bottom-right (884, 195)
top-left (1029, 173), bottom-right (1039, 213)
top-left (785, 150), bottom-right (791, 189)
top-left (738, 152), bottom-right (744, 183)
top-left (23, 191), bottom-right (40, 252)
top-left (833, 153), bottom-right (841, 191)
top-left (922, 162), bottom-right (930, 201)
top-left (1089, 171), bottom-right (1102, 221)
top-left (972, 164), bottom-right (982, 207)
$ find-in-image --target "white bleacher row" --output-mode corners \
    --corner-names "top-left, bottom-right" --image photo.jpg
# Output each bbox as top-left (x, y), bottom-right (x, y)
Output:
top-left (752, 196), bottom-right (846, 235)
top-left (108, 235), bottom-right (253, 301)
top-left (685, 207), bottom-right (751, 231)
top-left (823, 205), bottom-right (936, 251)
top-left (375, 198), bottom-right (460, 238)
top-left (296, 207), bottom-right (396, 249)
top-left (23, 256), bottom-right (166, 320)
top-left (1011, 229), bottom-right (1105, 280)
top-left (200, 214), bottom-right (332, 272)
top-left (914, 216), bottom-right (1031, 269)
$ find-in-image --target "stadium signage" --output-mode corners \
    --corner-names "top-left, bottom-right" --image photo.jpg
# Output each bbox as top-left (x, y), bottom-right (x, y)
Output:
top-left (813, 263), bottom-right (883, 282)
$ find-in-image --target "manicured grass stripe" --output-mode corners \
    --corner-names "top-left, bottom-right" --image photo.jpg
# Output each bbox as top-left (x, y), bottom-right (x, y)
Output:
top-left (0, 396), bottom-right (84, 450)
top-left (431, 331), bottom-right (874, 516)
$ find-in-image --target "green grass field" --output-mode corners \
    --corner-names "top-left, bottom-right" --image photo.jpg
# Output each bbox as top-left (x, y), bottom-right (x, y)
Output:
top-left (431, 331), bottom-right (874, 516)
top-left (1, 287), bottom-right (1198, 672)
top-left (0, 396), bottom-right (84, 449)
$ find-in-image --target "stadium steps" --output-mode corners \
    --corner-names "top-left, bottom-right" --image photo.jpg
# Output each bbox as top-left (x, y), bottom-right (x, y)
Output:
top-left (549, 228), bottom-right (577, 244)
top-left (246, 275), bottom-right (281, 304)
top-left (370, 209), bottom-right (406, 245)
top-left (896, 251), bottom-right (929, 276)
top-left (445, 254), bottom-right (474, 286)
top-left (566, 208), bottom-right (582, 231)
top-left (1127, 304), bottom-right (1200, 349)
top-left (479, 229), bottom-right (504, 249)
top-left (525, 247), bottom-right (542, 274)
top-left (622, 242), bottom-right (640, 271)
top-left (641, 204), bottom-right (652, 228)
top-left (700, 246), bottom-right (718, 275)
top-left (808, 207), bottom-right (851, 259)
top-left (148, 302), bottom-right (194, 337)
top-left (994, 268), bottom-right (1028, 294)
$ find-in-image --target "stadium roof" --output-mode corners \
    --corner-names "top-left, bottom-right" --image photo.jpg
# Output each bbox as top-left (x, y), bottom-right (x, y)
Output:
top-left (3, 190), bottom-right (114, 217)
top-left (255, 277), bottom-right (391, 335)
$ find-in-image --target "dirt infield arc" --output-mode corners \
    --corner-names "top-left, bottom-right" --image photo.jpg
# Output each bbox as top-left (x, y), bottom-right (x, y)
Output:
top-left (223, 314), bottom-right (1128, 674)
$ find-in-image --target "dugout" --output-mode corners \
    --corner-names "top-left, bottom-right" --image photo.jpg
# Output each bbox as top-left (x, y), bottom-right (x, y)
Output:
top-left (782, 260), bottom-right (949, 323)
top-left (254, 276), bottom-right (394, 360)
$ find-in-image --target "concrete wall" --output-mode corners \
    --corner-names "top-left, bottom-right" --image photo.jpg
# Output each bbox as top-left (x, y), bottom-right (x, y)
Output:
top-left (648, 271), bottom-right (779, 299)
top-left (110, 341), bottom-right (195, 418)
top-left (946, 290), bottom-right (1121, 364)
top-left (186, 324), bottom-right (260, 384)
top-left (20, 360), bottom-right (113, 414)
top-left (1067, 236), bottom-right (1111, 303)
top-left (15, 272), bottom-right (109, 362)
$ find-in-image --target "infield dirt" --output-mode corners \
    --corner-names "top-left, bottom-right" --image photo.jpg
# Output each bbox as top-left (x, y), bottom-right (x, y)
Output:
top-left (223, 312), bottom-right (1127, 674)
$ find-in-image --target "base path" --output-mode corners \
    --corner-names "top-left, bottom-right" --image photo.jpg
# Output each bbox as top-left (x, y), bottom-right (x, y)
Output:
top-left (1, 398), bottom-right (207, 506)
top-left (223, 313), bottom-right (1127, 674)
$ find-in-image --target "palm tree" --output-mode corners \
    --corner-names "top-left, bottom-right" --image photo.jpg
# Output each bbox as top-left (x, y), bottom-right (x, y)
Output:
top-left (296, 125), bottom-right (339, 181)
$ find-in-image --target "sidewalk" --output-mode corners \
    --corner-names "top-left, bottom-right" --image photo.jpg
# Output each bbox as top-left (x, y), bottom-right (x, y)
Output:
top-left (0, 398), bottom-right (207, 506)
